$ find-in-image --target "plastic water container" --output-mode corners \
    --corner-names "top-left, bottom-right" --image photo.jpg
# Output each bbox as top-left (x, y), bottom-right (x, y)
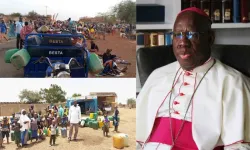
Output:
top-left (10, 49), bottom-right (31, 70)
top-left (47, 129), bottom-right (51, 137)
top-left (89, 53), bottom-right (104, 74)
top-left (120, 133), bottom-right (129, 147)
top-left (98, 121), bottom-right (104, 128)
top-left (43, 128), bottom-right (48, 136)
top-left (81, 120), bottom-right (85, 127)
top-left (109, 121), bottom-right (113, 128)
top-left (93, 113), bottom-right (98, 120)
top-left (4, 48), bottom-right (19, 63)
top-left (113, 134), bottom-right (124, 149)
top-left (61, 128), bottom-right (67, 138)
top-left (89, 113), bottom-right (94, 119)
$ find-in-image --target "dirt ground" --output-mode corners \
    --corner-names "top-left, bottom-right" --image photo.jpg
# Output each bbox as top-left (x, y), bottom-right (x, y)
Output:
top-left (87, 32), bottom-right (136, 78)
top-left (1, 108), bottom-right (135, 150)
top-left (0, 32), bottom-right (136, 78)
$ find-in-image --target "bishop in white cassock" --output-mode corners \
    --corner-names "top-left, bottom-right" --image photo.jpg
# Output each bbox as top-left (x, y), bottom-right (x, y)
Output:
top-left (136, 7), bottom-right (250, 150)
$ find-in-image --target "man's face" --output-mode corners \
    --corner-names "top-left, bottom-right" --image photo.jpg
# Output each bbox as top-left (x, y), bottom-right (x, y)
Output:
top-left (74, 101), bottom-right (77, 106)
top-left (22, 111), bottom-right (26, 115)
top-left (172, 12), bottom-right (213, 71)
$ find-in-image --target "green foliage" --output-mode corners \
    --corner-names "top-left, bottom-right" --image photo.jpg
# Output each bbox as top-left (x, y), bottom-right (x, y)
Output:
top-left (96, 0), bottom-right (135, 24)
top-left (40, 84), bottom-right (66, 103)
top-left (10, 12), bottom-right (22, 17)
top-left (19, 89), bottom-right (43, 103)
top-left (72, 93), bottom-right (82, 97)
top-left (113, 0), bottom-right (136, 24)
top-left (127, 98), bottom-right (136, 105)
top-left (27, 10), bottom-right (40, 19)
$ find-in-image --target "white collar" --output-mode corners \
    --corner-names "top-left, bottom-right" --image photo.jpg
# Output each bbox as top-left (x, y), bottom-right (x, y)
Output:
top-left (176, 57), bottom-right (215, 74)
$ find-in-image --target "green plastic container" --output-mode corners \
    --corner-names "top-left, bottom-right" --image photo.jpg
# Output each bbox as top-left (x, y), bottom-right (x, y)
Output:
top-left (85, 118), bottom-right (90, 123)
top-left (92, 121), bottom-right (99, 130)
top-left (4, 48), bottom-right (19, 63)
top-left (89, 53), bottom-right (103, 73)
top-left (28, 129), bottom-right (32, 140)
top-left (108, 116), bottom-right (113, 121)
top-left (11, 131), bottom-right (15, 141)
top-left (84, 122), bottom-right (89, 127)
top-left (56, 128), bottom-right (59, 136)
top-left (10, 49), bottom-right (31, 70)
top-left (93, 113), bottom-right (98, 121)
top-left (43, 128), bottom-right (48, 136)
top-left (89, 121), bottom-right (93, 128)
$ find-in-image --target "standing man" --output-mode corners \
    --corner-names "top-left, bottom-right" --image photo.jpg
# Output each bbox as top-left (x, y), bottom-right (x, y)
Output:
top-left (68, 100), bottom-right (81, 141)
top-left (16, 17), bottom-right (23, 49)
top-left (19, 109), bottom-right (30, 147)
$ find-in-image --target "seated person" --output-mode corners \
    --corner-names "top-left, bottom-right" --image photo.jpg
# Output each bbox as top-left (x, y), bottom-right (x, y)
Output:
top-left (89, 40), bottom-right (99, 53)
top-left (101, 49), bottom-right (128, 76)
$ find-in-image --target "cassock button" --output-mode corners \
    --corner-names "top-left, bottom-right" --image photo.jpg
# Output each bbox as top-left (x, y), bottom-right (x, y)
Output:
top-left (185, 72), bottom-right (192, 76)
top-left (179, 93), bottom-right (185, 96)
top-left (174, 111), bottom-right (180, 114)
top-left (183, 82), bottom-right (189, 86)
top-left (174, 101), bottom-right (180, 105)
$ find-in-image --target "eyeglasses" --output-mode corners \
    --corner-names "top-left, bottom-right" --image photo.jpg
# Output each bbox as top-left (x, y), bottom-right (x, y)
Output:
top-left (169, 31), bottom-right (205, 40)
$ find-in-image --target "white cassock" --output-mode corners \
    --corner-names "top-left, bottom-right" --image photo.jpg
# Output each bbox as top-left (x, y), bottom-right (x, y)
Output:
top-left (136, 57), bottom-right (250, 150)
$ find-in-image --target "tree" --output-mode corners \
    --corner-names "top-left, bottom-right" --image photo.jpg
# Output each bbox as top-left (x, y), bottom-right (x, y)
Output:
top-left (113, 0), bottom-right (136, 24)
top-left (10, 12), bottom-right (22, 17)
top-left (127, 98), bottom-right (136, 108)
top-left (27, 10), bottom-right (40, 19)
top-left (19, 89), bottom-right (43, 103)
top-left (96, 12), bottom-right (116, 24)
top-left (40, 84), bottom-right (66, 103)
top-left (72, 93), bottom-right (82, 97)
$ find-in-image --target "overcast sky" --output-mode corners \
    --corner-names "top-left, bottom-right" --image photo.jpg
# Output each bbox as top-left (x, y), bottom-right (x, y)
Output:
top-left (0, 78), bottom-right (136, 104)
top-left (0, 0), bottom-right (135, 20)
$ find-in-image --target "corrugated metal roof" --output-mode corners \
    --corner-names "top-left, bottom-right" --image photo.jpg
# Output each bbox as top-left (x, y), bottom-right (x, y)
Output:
top-left (0, 102), bottom-right (46, 104)
top-left (89, 92), bottom-right (117, 97)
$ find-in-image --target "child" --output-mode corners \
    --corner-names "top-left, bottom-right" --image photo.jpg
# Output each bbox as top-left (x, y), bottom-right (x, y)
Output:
top-left (102, 115), bottom-right (109, 137)
top-left (62, 114), bottom-right (68, 128)
top-left (30, 113), bottom-right (38, 142)
top-left (37, 120), bottom-right (44, 140)
top-left (0, 121), bottom-right (3, 148)
top-left (49, 120), bottom-right (57, 146)
top-left (53, 113), bottom-right (58, 125)
top-left (1, 117), bottom-right (10, 144)
top-left (47, 111), bottom-right (53, 127)
top-left (10, 113), bottom-right (15, 124)
top-left (11, 118), bottom-right (21, 147)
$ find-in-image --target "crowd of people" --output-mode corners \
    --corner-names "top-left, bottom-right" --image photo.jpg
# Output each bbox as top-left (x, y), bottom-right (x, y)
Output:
top-left (0, 104), bottom-right (69, 148)
top-left (0, 16), bottom-right (133, 77)
top-left (0, 101), bottom-right (120, 148)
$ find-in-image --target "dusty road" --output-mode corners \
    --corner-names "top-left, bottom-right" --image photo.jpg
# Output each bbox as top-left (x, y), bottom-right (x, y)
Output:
top-left (1, 108), bottom-right (136, 150)
top-left (0, 33), bottom-right (136, 78)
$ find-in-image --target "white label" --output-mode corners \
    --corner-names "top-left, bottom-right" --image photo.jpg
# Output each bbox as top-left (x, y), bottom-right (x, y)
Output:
top-left (49, 51), bottom-right (63, 55)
